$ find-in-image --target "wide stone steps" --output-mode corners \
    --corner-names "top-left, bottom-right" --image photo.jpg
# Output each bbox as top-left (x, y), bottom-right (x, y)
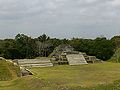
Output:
top-left (17, 59), bottom-right (53, 68)
top-left (66, 53), bottom-right (88, 65)
top-left (20, 63), bottom-right (53, 67)
top-left (18, 59), bottom-right (51, 62)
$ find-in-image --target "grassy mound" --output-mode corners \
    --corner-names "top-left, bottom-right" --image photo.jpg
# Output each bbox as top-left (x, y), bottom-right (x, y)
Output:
top-left (0, 60), bottom-right (20, 81)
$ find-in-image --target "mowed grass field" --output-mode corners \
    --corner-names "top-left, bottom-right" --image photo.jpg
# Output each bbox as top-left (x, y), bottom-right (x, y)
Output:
top-left (1, 62), bottom-right (120, 90)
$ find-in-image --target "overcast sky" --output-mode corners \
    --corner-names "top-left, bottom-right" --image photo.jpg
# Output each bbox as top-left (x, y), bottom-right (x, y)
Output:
top-left (0, 0), bottom-right (120, 39)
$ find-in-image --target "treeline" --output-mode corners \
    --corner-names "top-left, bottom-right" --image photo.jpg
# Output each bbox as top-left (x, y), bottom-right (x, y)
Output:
top-left (0, 34), bottom-right (118, 61)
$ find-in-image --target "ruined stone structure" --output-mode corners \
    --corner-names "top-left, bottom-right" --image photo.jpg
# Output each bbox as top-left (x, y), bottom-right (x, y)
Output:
top-left (16, 45), bottom-right (101, 68)
top-left (66, 52), bottom-right (88, 65)
top-left (0, 57), bottom-right (5, 60)
top-left (17, 59), bottom-right (53, 68)
top-left (50, 44), bottom-right (101, 65)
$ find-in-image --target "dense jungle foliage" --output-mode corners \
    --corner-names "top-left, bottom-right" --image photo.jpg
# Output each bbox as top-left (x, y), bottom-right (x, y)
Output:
top-left (0, 34), bottom-right (118, 61)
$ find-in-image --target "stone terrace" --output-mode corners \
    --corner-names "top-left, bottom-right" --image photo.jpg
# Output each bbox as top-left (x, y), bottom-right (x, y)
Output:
top-left (17, 59), bottom-right (53, 68)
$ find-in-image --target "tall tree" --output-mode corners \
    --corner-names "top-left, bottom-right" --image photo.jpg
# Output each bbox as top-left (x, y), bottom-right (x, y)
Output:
top-left (36, 34), bottom-right (52, 57)
top-left (15, 34), bottom-right (37, 59)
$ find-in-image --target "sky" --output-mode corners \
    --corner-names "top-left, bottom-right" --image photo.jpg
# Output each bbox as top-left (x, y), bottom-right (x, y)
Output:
top-left (0, 0), bottom-right (120, 39)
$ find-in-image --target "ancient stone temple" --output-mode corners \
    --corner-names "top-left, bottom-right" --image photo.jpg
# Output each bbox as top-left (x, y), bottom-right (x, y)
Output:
top-left (17, 44), bottom-right (101, 68)
top-left (50, 44), bottom-right (101, 66)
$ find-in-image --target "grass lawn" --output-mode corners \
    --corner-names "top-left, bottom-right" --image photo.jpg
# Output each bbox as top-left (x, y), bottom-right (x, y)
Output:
top-left (0, 62), bottom-right (120, 90)
top-left (0, 60), bottom-right (20, 81)
top-left (30, 62), bottom-right (120, 87)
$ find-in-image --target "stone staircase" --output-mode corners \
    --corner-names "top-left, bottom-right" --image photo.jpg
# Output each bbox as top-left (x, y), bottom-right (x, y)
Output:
top-left (17, 59), bottom-right (53, 68)
top-left (66, 53), bottom-right (88, 65)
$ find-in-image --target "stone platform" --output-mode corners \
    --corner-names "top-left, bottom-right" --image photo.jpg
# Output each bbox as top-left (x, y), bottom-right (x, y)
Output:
top-left (66, 53), bottom-right (88, 65)
top-left (17, 59), bottom-right (53, 68)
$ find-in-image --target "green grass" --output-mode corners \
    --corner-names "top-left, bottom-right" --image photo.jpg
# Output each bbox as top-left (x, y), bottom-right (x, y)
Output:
top-left (0, 60), bottom-right (20, 81)
top-left (1, 62), bottom-right (120, 90)
top-left (30, 62), bottom-right (120, 87)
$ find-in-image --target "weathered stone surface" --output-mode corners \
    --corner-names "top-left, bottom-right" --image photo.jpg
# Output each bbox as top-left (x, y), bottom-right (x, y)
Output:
top-left (49, 44), bottom-right (74, 58)
top-left (66, 53), bottom-right (88, 65)
top-left (17, 59), bottom-right (53, 68)
top-left (20, 67), bottom-right (33, 76)
top-left (0, 57), bottom-right (5, 60)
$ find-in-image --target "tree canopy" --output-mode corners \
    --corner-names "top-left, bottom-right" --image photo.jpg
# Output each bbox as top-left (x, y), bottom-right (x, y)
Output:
top-left (0, 34), bottom-right (116, 61)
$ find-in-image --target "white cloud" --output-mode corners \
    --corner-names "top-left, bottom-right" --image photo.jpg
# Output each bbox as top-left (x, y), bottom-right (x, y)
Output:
top-left (0, 0), bottom-right (119, 39)
top-left (85, 0), bottom-right (98, 3)
top-left (110, 0), bottom-right (120, 6)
